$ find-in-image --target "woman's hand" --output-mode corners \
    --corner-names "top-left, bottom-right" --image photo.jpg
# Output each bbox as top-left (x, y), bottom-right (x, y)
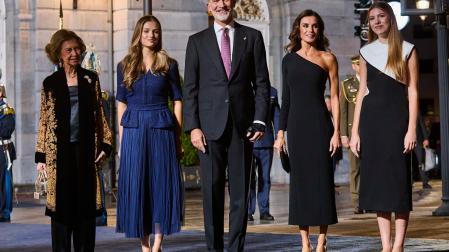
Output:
top-left (404, 130), bottom-right (417, 153)
top-left (273, 138), bottom-right (286, 154)
top-left (36, 162), bottom-right (47, 177)
top-left (349, 133), bottom-right (360, 158)
top-left (95, 151), bottom-right (106, 165)
top-left (329, 132), bottom-right (341, 157)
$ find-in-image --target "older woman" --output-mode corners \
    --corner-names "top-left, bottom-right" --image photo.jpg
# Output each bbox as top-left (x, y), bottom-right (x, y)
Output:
top-left (35, 29), bottom-right (112, 251)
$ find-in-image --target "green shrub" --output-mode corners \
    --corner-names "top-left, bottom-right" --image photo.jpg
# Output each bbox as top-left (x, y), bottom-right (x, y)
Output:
top-left (169, 75), bottom-right (200, 167)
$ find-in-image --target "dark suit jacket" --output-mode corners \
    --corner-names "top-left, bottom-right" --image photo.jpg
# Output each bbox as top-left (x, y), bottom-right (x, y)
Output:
top-left (183, 22), bottom-right (270, 140)
top-left (254, 87), bottom-right (279, 148)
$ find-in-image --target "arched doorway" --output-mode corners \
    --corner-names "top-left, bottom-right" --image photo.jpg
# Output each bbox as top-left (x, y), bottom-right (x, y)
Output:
top-left (234, 0), bottom-right (270, 68)
top-left (234, 1), bottom-right (289, 183)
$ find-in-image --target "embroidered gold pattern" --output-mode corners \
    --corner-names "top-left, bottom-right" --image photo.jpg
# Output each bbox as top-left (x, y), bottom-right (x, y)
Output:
top-left (94, 79), bottom-right (113, 209)
top-left (36, 76), bottom-right (112, 212)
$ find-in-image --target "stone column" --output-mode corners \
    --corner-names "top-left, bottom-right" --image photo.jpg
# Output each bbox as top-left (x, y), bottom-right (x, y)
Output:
top-left (14, 0), bottom-right (36, 184)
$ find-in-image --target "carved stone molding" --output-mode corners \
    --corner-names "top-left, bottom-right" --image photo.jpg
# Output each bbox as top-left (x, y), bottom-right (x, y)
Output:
top-left (234, 0), bottom-right (266, 21)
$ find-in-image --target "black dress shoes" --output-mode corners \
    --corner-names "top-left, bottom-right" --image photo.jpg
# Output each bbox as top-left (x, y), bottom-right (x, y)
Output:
top-left (423, 183), bottom-right (432, 189)
top-left (260, 213), bottom-right (274, 221)
top-left (0, 216), bottom-right (11, 222)
top-left (248, 214), bottom-right (254, 221)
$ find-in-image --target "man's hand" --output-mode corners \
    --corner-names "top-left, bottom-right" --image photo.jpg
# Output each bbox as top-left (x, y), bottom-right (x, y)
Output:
top-left (246, 123), bottom-right (265, 142)
top-left (341, 136), bottom-right (350, 148)
top-left (191, 128), bottom-right (207, 153)
top-left (247, 131), bottom-right (264, 142)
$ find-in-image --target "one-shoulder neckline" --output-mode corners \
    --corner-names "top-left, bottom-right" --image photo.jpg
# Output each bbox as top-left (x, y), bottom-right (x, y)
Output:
top-left (293, 52), bottom-right (327, 74)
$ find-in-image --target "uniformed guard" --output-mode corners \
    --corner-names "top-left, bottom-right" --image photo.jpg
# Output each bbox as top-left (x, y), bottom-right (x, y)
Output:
top-left (340, 55), bottom-right (363, 214)
top-left (248, 87), bottom-right (280, 221)
top-left (0, 84), bottom-right (16, 222)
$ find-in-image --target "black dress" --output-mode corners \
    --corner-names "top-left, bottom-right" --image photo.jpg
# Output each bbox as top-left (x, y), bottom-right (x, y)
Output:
top-left (279, 52), bottom-right (337, 226)
top-left (359, 40), bottom-right (414, 212)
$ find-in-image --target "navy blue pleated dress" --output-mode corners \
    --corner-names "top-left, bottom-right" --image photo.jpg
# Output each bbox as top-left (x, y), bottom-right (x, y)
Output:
top-left (116, 61), bottom-right (183, 238)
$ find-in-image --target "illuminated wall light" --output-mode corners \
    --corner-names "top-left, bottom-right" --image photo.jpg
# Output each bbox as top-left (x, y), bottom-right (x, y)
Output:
top-left (416, 0), bottom-right (430, 21)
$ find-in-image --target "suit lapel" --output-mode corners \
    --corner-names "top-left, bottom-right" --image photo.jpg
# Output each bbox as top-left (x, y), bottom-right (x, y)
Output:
top-left (229, 23), bottom-right (247, 81)
top-left (204, 26), bottom-right (227, 78)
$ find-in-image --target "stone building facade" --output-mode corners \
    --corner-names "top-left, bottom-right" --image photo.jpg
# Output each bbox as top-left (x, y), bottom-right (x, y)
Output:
top-left (0, 0), bottom-right (363, 184)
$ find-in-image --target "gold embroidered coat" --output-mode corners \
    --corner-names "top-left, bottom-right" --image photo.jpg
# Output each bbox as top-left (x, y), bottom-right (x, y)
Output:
top-left (35, 67), bottom-right (112, 218)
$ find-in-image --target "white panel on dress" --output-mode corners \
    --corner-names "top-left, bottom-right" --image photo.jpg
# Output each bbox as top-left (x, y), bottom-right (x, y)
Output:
top-left (360, 40), bottom-right (414, 83)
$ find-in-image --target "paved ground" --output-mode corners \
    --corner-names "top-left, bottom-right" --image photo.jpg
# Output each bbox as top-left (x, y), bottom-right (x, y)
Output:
top-left (1, 225), bottom-right (448, 252)
top-left (1, 180), bottom-right (449, 251)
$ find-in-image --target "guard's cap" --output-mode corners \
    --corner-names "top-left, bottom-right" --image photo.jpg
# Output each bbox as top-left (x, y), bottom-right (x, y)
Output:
top-left (351, 55), bottom-right (360, 64)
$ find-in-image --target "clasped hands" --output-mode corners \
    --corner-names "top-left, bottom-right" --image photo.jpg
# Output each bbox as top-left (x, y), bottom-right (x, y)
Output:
top-left (190, 124), bottom-right (265, 153)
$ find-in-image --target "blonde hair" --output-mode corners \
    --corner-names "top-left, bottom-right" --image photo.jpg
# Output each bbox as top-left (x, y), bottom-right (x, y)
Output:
top-left (367, 1), bottom-right (407, 82)
top-left (121, 15), bottom-right (172, 89)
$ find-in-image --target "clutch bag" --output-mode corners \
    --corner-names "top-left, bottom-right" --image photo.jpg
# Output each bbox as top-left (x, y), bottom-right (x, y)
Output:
top-left (279, 150), bottom-right (290, 173)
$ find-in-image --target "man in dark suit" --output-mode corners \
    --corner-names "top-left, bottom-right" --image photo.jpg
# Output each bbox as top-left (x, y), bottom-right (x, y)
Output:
top-left (183, 0), bottom-right (270, 251)
top-left (248, 87), bottom-right (279, 222)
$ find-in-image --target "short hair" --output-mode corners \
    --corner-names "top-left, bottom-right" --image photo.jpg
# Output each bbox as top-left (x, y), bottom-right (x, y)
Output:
top-left (45, 29), bottom-right (86, 65)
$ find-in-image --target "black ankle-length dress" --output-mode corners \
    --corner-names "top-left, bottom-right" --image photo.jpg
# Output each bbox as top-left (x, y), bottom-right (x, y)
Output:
top-left (359, 40), bottom-right (414, 212)
top-left (279, 52), bottom-right (337, 226)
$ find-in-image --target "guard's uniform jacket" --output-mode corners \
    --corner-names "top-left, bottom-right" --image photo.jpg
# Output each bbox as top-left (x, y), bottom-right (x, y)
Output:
top-left (0, 99), bottom-right (16, 221)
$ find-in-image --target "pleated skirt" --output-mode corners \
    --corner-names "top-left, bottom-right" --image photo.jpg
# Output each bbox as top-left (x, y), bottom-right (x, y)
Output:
top-left (116, 110), bottom-right (183, 238)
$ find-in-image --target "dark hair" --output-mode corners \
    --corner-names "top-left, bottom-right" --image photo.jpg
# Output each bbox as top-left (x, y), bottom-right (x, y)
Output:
top-left (45, 29), bottom-right (86, 65)
top-left (285, 9), bottom-right (329, 52)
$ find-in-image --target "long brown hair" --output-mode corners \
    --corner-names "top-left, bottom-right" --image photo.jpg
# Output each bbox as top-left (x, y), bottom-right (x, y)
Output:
top-left (367, 1), bottom-right (407, 82)
top-left (284, 9), bottom-right (329, 52)
top-left (121, 15), bottom-right (172, 88)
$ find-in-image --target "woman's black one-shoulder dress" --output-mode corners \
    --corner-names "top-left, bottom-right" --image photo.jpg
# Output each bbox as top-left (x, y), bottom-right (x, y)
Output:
top-left (359, 40), bottom-right (415, 212)
top-left (279, 52), bottom-right (337, 226)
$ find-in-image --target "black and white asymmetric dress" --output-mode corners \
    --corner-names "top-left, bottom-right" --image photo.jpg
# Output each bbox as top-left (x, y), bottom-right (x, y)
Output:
top-left (359, 40), bottom-right (415, 212)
